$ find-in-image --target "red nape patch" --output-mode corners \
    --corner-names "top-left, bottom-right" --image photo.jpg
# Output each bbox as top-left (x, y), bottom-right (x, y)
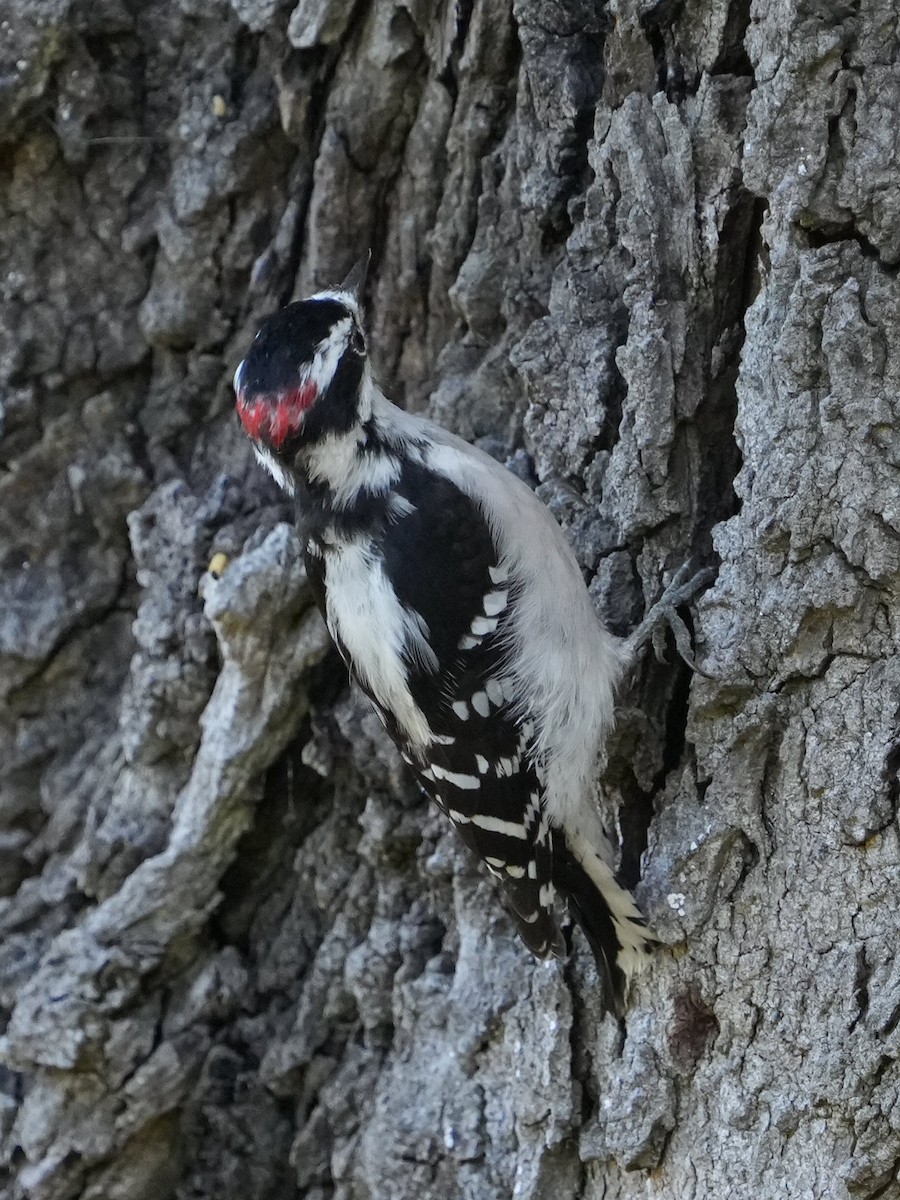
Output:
top-left (236, 383), bottom-right (317, 448)
top-left (236, 395), bottom-right (268, 441)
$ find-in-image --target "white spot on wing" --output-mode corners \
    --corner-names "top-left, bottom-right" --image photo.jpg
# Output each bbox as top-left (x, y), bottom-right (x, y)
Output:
top-left (524, 795), bottom-right (542, 831)
top-left (539, 883), bottom-right (555, 907)
top-left (485, 678), bottom-right (504, 708)
top-left (475, 755), bottom-right (490, 774)
top-left (470, 814), bottom-right (527, 839)
top-left (471, 691), bottom-right (490, 718)
top-left (505, 864), bottom-right (525, 878)
top-left (489, 564), bottom-right (509, 584)
top-left (432, 765), bottom-right (480, 789)
top-left (452, 700), bottom-right (469, 720)
top-left (459, 634), bottom-right (480, 650)
top-left (482, 589), bottom-right (508, 616)
top-left (471, 615), bottom-right (499, 636)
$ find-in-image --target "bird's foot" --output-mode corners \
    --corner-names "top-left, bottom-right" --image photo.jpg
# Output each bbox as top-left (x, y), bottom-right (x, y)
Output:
top-left (620, 560), bottom-right (715, 675)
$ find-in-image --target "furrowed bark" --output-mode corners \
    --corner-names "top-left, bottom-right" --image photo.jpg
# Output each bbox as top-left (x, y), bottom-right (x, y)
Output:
top-left (1, 1), bottom-right (897, 1197)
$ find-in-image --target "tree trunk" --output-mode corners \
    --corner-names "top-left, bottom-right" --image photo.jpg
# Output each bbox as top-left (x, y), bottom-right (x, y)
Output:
top-left (1, 1), bottom-right (897, 1197)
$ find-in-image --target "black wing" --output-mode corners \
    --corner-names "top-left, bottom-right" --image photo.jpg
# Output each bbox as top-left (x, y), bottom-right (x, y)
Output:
top-left (378, 461), bottom-right (565, 958)
top-left (301, 462), bottom-right (646, 995)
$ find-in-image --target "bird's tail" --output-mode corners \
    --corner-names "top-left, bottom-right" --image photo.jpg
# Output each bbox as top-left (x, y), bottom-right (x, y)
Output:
top-left (553, 830), bottom-right (655, 1010)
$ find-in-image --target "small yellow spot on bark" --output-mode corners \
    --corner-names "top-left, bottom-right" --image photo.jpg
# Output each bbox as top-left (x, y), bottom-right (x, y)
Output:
top-left (208, 552), bottom-right (229, 580)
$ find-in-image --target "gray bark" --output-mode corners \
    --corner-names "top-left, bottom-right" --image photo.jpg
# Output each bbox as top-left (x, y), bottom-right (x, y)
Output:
top-left (0, 0), bottom-right (897, 1197)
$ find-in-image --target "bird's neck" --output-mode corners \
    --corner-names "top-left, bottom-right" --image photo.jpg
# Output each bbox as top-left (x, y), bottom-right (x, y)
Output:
top-left (288, 382), bottom-right (420, 535)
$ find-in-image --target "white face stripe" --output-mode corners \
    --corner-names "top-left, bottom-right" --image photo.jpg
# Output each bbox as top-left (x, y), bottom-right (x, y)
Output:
top-left (306, 316), bottom-right (353, 396)
top-left (253, 444), bottom-right (295, 495)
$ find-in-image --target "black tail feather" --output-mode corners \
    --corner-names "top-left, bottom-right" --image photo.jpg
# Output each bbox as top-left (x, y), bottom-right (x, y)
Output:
top-left (552, 840), bottom-right (630, 1012)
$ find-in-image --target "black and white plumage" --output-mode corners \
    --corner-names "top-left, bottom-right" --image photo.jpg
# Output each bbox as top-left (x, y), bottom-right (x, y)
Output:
top-left (233, 286), bottom-right (655, 1004)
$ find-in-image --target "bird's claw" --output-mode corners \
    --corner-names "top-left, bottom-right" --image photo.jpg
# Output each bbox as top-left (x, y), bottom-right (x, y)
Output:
top-left (621, 561), bottom-right (715, 676)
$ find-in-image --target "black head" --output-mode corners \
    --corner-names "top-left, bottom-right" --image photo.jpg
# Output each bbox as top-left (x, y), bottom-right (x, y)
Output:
top-left (234, 293), bottom-right (367, 457)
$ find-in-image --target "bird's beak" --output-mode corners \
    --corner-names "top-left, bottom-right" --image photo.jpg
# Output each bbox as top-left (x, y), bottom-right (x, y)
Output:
top-left (339, 251), bottom-right (371, 301)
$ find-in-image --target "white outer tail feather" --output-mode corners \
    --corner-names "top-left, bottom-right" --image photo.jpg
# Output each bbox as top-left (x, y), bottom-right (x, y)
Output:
top-left (566, 829), bottom-right (655, 983)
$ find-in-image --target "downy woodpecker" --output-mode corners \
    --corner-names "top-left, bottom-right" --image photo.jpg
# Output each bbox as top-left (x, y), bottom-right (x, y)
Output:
top-left (234, 283), bottom-right (708, 1005)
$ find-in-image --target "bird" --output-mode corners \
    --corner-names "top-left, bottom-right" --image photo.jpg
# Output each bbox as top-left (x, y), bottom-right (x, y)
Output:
top-left (233, 275), bottom-right (708, 1007)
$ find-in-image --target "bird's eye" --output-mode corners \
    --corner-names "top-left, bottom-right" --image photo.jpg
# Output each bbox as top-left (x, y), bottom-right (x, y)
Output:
top-left (350, 326), bottom-right (366, 355)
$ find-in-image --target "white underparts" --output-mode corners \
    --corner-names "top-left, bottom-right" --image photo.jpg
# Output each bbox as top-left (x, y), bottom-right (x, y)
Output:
top-left (323, 538), bottom-right (435, 746)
